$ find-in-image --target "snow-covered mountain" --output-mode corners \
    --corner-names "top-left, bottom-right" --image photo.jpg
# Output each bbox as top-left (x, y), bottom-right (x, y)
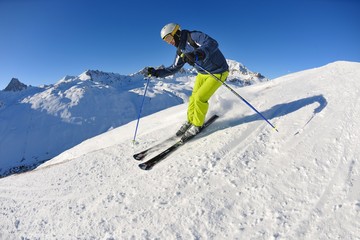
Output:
top-left (226, 59), bottom-right (267, 85)
top-left (0, 60), bottom-right (267, 177)
top-left (0, 61), bottom-right (358, 239)
top-left (4, 78), bottom-right (28, 92)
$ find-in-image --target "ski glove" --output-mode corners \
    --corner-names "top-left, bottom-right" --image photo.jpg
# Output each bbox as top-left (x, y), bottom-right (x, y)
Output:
top-left (181, 50), bottom-right (206, 66)
top-left (147, 67), bottom-right (159, 77)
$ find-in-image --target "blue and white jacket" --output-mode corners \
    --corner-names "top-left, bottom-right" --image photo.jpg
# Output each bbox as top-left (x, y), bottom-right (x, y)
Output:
top-left (156, 30), bottom-right (229, 78)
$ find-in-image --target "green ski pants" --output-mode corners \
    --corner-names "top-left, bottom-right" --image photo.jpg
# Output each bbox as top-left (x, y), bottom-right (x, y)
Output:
top-left (187, 71), bottom-right (229, 126)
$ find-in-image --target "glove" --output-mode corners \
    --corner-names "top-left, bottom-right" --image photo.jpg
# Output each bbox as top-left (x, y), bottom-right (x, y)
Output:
top-left (194, 49), bottom-right (206, 61)
top-left (181, 50), bottom-right (206, 66)
top-left (147, 67), bottom-right (159, 77)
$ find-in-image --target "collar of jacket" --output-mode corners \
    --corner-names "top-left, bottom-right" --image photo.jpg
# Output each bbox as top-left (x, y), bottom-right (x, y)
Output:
top-left (177, 29), bottom-right (189, 50)
top-left (176, 29), bottom-right (192, 56)
top-left (176, 29), bottom-right (200, 56)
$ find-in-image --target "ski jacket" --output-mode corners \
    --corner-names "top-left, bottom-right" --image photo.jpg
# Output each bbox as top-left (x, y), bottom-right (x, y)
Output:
top-left (156, 30), bottom-right (229, 78)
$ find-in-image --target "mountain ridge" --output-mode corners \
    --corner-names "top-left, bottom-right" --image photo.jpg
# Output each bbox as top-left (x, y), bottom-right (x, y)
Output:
top-left (0, 59), bottom-right (267, 177)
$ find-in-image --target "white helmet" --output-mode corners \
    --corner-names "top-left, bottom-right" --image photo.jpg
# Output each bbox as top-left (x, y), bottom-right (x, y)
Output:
top-left (160, 23), bottom-right (181, 39)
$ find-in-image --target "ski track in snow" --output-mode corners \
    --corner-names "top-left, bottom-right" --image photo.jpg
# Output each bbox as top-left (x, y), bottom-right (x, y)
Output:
top-left (0, 62), bottom-right (360, 239)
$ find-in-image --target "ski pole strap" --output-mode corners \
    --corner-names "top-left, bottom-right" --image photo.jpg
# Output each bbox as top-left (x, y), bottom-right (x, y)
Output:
top-left (195, 62), bottom-right (278, 132)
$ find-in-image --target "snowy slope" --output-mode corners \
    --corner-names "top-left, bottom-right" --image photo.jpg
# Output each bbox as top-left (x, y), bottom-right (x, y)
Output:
top-left (0, 70), bottom-right (186, 177)
top-left (0, 61), bottom-right (359, 239)
top-left (0, 60), bottom-right (265, 177)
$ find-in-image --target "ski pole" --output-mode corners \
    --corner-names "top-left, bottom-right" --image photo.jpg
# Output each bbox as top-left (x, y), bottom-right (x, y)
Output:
top-left (194, 62), bottom-right (278, 132)
top-left (133, 77), bottom-right (151, 143)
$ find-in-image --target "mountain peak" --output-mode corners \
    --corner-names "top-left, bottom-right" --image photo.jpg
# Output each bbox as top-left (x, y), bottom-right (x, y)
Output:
top-left (226, 59), bottom-right (268, 86)
top-left (3, 78), bottom-right (28, 92)
top-left (77, 70), bottom-right (127, 85)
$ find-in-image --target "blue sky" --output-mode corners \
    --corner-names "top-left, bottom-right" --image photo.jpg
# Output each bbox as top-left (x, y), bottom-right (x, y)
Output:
top-left (1, 0), bottom-right (359, 89)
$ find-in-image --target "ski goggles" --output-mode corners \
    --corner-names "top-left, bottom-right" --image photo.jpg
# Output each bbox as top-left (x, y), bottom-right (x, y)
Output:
top-left (163, 34), bottom-right (174, 44)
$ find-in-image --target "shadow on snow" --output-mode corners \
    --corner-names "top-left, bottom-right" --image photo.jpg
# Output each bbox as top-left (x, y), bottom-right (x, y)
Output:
top-left (211, 94), bottom-right (328, 133)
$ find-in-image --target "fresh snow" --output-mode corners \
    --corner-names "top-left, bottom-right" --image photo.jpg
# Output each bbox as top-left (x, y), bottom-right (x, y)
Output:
top-left (0, 60), bottom-right (265, 177)
top-left (0, 61), bottom-right (359, 239)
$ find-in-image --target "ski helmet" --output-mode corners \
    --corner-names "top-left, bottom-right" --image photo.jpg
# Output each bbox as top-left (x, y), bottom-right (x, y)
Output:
top-left (160, 23), bottom-right (181, 40)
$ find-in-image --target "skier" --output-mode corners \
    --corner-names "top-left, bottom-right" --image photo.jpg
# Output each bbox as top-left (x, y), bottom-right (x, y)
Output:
top-left (147, 23), bottom-right (229, 140)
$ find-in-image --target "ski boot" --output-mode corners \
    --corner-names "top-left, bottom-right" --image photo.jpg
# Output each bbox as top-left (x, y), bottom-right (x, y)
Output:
top-left (181, 125), bottom-right (200, 142)
top-left (176, 121), bottom-right (192, 136)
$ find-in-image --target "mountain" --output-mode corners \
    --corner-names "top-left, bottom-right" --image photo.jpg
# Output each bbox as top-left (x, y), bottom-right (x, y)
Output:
top-left (0, 61), bottom-right (358, 239)
top-left (226, 59), bottom-right (267, 85)
top-left (3, 78), bottom-right (27, 92)
top-left (0, 60), bottom-right (267, 177)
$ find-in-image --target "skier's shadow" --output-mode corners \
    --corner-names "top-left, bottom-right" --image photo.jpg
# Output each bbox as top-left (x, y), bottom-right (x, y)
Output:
top-left (204, 94), bottom-right (327, 136)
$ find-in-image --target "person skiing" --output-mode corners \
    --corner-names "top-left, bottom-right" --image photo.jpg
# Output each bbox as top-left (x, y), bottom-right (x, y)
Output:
top-left (147, 23), bottom-right (229, 140)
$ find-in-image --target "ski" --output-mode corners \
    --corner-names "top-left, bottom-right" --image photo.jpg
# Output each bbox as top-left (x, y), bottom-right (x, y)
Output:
top-left (138, 115), bottom-right (219, 170)
top-left (133, 135), bottom-right (178, 161)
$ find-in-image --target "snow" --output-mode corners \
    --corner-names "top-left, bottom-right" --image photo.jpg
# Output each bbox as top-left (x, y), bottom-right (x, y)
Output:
top-left (0, 61), bottom-right (359, 239)
top-left (0, 60), bottom-right (265, 177)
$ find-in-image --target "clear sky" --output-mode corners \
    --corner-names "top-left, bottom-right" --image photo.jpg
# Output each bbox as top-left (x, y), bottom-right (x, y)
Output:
top-left (1, 0), bottom-right (359, 90)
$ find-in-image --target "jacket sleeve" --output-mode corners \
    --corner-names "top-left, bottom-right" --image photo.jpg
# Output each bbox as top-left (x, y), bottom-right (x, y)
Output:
top-left (190, 31), bottom-right (219, 62)
top-left (155, 53), bottom-right (186, 78)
